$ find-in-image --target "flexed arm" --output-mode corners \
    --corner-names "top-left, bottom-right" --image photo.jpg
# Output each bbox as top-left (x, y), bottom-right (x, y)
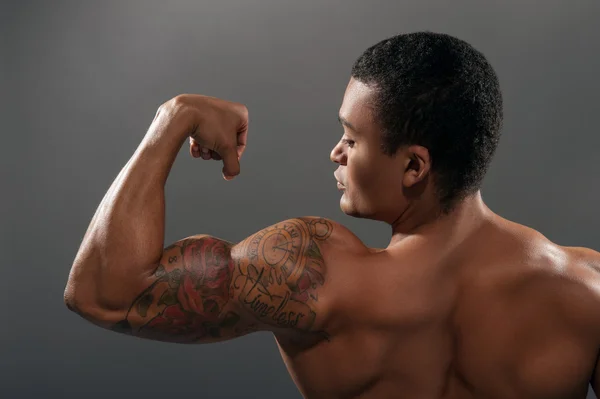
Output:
top-left (64, 94), bottom-right (248, 331)
top-left (64, 94), bottom-right (333, 343)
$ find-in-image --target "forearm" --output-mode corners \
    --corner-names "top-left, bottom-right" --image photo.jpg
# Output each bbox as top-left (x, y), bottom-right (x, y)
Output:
top-left (66, 113), bottom-right (189, 310)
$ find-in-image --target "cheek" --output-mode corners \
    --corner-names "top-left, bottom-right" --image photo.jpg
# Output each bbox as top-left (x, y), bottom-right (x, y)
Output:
top-left (347, 150), bottom-right (379, 188)
top-left (347, 149), bottom-right (403, 206)
top-left (342, 154), bottom-right (383, 215)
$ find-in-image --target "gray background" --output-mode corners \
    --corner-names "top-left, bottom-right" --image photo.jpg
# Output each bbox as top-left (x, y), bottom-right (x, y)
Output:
top-left (2, 0), bottom-right (599, 398)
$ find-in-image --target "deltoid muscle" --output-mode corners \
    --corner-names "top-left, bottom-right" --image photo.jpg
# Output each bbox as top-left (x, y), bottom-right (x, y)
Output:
top-left (234, 217), bottom-right (333, 332)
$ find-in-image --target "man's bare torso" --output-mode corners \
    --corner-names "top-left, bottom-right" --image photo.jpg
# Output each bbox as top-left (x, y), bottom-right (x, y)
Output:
top-left (274, 215), bottom-right (600, 399)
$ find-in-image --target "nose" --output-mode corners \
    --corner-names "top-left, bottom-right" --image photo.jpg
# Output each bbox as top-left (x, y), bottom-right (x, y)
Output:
top-left (330, 140), bottom-right (347, 165)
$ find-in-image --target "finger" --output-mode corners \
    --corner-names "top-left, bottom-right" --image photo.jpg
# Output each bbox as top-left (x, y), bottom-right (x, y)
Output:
top-left (221, 146), bottom-right (240, 180)
top-left (210, 150), bottom-right (222, 161)
top-left (189, 139), bottom-right (200, 158)
top-left (200, 147), bottom-right (212, 160)
top-left (189, 137), bottom-right (199, 158)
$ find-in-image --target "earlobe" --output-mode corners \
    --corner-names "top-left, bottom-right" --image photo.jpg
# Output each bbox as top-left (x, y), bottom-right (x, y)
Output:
top-left (403, 166), bottom-right (421, 187)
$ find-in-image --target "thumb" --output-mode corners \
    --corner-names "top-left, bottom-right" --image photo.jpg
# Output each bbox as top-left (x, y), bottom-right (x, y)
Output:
top-left (221, 146), bottom-right (240, 180)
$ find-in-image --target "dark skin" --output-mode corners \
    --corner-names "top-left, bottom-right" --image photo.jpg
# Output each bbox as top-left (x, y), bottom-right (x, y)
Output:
top-left (65, 80), bottom-right (600, 398)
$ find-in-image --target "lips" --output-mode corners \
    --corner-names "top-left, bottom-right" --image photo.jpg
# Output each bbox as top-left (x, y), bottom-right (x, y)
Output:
top-left (334, 174), bottom-right (345, 190)
top-left (334, 172), bottom-right (345, 188)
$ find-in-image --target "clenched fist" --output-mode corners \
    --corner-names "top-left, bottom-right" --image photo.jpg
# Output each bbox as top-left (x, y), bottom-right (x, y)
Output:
top-left (154, 94), bottom-right (248, 180)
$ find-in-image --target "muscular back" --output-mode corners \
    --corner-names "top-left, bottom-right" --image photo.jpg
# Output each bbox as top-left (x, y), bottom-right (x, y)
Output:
top-left (68, 213), bottom-right (600, 398)
top-left (276, 216), bottom-right (600, 399)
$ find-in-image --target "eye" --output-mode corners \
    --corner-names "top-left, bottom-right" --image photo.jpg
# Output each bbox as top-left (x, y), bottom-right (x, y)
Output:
top-left (341, 138), bottom-right (355, 148)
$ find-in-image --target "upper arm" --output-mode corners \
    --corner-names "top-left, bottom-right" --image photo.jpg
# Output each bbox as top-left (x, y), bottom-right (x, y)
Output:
top-left (108, 217), bottom-right (336, 344)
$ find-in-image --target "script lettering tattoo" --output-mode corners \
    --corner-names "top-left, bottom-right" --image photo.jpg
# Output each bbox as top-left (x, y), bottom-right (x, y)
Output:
top-left (111, 237), bottom-right (242, 343)
top-left (233, 217), bottom-right (332, 334)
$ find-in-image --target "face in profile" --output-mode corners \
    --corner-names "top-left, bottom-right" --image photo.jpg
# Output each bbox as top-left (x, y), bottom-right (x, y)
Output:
top-left (330, 78), bottom-right (410, 224)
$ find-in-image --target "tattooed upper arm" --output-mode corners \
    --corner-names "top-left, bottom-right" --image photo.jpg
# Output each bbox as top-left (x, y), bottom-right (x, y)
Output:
top-left (110, 217), bottom-right (334, 344)
top-left (231, 217), bottom-right (332, 333)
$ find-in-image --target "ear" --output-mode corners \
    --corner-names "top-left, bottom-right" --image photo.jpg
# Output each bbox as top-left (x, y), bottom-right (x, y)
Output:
top-left (402, 145), bottom-right (431, 187)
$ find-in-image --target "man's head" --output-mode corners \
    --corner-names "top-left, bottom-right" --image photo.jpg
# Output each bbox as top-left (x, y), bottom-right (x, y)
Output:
top-left (331, 32), bottom-right (503, 223)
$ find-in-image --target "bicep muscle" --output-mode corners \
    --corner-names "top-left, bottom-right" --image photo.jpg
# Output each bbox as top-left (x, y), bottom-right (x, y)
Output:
top-left (110, 217), bottom-right (334, 344)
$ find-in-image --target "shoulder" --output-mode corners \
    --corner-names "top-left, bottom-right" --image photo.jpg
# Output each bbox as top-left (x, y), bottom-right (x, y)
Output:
top-left (230, 216), bottom-right (372, 290)
top-left (556, 245), bottom-right (600, 285)
top-left (518, 242), bottom-right (600, 296)
top-left (561, 247), bottom-right (600, 350)
top-left (227, 217), bottom-right (368, 337)
top-left (232, 216), bottom-right (370, 261)
top-left (562, 246), bottom-right (600, 305)
top-left (298, 216), bottom-right (371, 253)
top-left (533, 245), bottom-right (600, 331)
top-left (465, 225), bottom-right (600, 326)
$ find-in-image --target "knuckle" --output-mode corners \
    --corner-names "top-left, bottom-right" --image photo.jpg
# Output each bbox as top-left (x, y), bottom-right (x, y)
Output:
top-left (238, 103), bottom-right (249, 118)
top-left (172, 94), bottom-right (189, 106)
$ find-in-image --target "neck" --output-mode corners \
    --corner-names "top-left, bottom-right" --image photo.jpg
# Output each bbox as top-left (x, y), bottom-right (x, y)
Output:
top-left (387, 191), bottom-right (491, 248)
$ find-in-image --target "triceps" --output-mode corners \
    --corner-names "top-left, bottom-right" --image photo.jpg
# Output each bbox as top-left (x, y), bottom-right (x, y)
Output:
top-left (110, 236), bottom-right (258, 343)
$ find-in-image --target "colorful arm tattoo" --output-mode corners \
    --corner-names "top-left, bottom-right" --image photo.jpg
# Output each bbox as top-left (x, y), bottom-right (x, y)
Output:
top-left (110, 217), bottom-right (333, 344)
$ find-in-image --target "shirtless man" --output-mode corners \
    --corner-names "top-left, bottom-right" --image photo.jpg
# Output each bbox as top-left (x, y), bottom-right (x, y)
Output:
top-left (64, 32), bottom-right (600, 398)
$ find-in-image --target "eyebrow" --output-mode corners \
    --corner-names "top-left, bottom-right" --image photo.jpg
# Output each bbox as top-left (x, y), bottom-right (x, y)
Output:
top-left (338, 115), bottom-right (358, 132)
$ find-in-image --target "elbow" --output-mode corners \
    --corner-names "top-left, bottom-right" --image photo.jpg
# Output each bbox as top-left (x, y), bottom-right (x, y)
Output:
top-left (64, 257), bottom-right (150, 326)
top-left (64, 290), bottom-right (124, 328)
top-left (64, 254), bottom-right (105, 318)
top-left (63, 276), bottom-right (123, 326)
top-left (64, 278), bottom-right (80, 313)
top-left (64, 270), bottom-right (92, 313)
top-left (63, 279), bottom-right (99, 320)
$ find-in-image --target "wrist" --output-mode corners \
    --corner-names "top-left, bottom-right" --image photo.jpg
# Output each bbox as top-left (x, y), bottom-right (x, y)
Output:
top-left (147, 102), bottom-right (196, 143)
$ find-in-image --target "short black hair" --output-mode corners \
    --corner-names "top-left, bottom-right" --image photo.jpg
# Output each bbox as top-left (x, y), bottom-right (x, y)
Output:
top-left (351, 31), bottom-right (503, 213)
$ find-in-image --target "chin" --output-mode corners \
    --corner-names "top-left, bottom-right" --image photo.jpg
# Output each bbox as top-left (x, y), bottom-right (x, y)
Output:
top-left (340, 194), bottom-right (368, 219)
top-left (343, 210), bottom-right (365, 219)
